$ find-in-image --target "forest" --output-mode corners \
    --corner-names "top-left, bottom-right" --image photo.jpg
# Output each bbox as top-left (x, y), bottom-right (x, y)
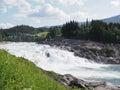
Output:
top-left (62, 20), bottom-right (120, 43)
top-left (0, 25), bottom-right (61, 42)
top-left (0, 20), bottom-right (120, 43)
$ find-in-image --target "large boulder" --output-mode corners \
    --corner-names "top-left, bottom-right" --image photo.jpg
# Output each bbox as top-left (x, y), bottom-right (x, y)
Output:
top-left (94, 82), bottom-right (120, 90)
top-left (60, 74), bottom-right (120, 90)
top-left (60, 74), bottom-right (88, 89)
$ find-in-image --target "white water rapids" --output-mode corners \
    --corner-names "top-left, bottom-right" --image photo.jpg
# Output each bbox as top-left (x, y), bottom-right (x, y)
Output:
top-left (0, 42), bottom-right (120, 85)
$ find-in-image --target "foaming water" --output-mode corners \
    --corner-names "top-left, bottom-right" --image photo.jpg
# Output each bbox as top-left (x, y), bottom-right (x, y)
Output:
top-left (0, 42), bottom-right (120, 85)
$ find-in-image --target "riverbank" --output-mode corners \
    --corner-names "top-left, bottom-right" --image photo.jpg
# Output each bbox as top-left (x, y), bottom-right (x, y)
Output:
top-left (1, 42), bottom-right (120, 90)
top-left (49, 73), bottom-right (120, 90)
top-left (39, 37), bottom-right (120, 64)
top-left (0, 49), bottom-right (120, 90)
top-left (0, 49), bottom-right (69, 90)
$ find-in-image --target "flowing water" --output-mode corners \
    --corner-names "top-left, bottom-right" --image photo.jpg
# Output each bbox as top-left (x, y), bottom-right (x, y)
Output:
top-left (0, 42), bottom-right (120, 85)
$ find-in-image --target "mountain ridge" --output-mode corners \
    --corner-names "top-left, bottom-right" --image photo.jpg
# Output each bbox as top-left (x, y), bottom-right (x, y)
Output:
top-left (102, 15), bottom-right (120, 23)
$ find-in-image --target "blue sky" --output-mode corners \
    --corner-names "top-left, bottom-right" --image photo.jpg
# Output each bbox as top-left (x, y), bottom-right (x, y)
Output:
top-left (0, 0), bottom-right (120, 28)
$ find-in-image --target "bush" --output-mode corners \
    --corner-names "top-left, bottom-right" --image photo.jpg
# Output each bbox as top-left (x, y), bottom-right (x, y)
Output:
top-left (103, 47), bottom-right (116, 57)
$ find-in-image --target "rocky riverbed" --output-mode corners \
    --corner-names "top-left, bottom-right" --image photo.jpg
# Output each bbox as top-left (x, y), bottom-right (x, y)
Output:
top-left (46, 72), bottom-right (120, 90)
top-left (38, 38), bottom-right (120, 89)
top-left (39, 37), bottom-right (120, 64)
top-left (60, 74), bottom-right (120, 90)
top-left (1, 41), bottom-right (120, 90)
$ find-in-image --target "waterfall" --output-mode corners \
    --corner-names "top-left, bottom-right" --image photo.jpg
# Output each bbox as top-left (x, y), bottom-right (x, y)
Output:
top-left (0, 42), bottom-right (120, 85)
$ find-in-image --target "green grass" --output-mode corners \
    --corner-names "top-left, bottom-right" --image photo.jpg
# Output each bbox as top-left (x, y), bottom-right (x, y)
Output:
top-left (0, 50), bottom-right (85, 90)
top-left (37, 32), bottom-right (49, 38)
top-left (35, 32), bottom-right (49, 41)
top-left (0, 50), bottom-right (66, 90)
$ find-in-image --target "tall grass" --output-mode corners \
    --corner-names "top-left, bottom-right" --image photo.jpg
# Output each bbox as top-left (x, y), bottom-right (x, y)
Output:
top-left (0, 50), bottom-right (67, 90)
top-left (0, 50), bottom-right (85, 90)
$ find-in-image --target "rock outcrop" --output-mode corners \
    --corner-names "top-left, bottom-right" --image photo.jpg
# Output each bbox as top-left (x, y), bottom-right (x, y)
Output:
top-left (39, 38), bottom-right (120, 64)
top-left (60, 74), bottom-right (120, 90)
top-left (39, 38), bottom-right (120, 90)
top-left (45, 71), bottom-right (120, 90)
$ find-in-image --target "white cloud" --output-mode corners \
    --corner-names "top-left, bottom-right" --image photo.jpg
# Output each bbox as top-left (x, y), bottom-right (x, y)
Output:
top-left (1, 0), bottom-right (41, 19)
top-left (32, 18), bottom-right (41, 24)
top-left (70, 11), bottom-right (96, 21)
top-left (1, 0), bottom-right (31, 12)
top-left (29, 3), bottom-right (96, 23)
top-left (1, 0), bottom-right (29, 13)
top-left (35, 0), bottom-right (45, 3)
top-left (1, 0), bottom-right (41, 26)
top-left (2, 0), bottom-right (17, 6)
top-left (0, 0), bottom-right (43, 26)
top-left (13, 13), bottom-right (27, 19)
top-left (70, 12), bottom-right (87, 20)
top-left (14, 6), bottom-right (41, 19)
top-left (52, 0), bottom-right (87, 6)
top-left (44, 4), bottom-right (69, 19)
top-left (111, 0), bottom-right (120, 7)
top-left (0, 7), bottom-right (7, 13)
top-left (17, 0), bottom-right (31, 13)
top-left (69, 11), bottom-right (96, 21)
top-left (0, 23), bottom-right (14, 29)
top-left (30, 3), bottom-right (69, 20)
top-left (2, 0), bottom-right (31, 10)
top-left (0, 0), bottom-right (95, 26)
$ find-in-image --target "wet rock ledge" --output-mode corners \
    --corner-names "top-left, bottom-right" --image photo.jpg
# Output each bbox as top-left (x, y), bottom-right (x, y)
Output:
top-left (38, 37), bottom-right (120, 64)
top-left (40, 38), bottom-right (120, 90)
top-left (59, 74), bottom-right (120, 90)
top-left (44, 70), bottom-right (120, 90)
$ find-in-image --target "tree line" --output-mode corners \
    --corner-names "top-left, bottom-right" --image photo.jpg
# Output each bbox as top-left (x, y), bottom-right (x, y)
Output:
top-left (0, 25), bottom-right (61, 42)
top-left (62, 20), bottom-right (120, 43)
top-left (0, 20), bottom-right (120, 43)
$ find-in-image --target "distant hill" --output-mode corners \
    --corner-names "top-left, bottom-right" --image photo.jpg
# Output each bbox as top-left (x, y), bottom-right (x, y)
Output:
top-left (3, 25), bottom-right (38, 34)
top-left (102, 15), bottom-right (120, 23)
top-left (77, 15), bottom-right (120, 24)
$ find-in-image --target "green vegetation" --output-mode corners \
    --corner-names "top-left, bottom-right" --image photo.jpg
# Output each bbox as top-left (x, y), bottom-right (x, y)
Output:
top-left (0, 50), bottom-right (85, 90)
top-left (62, 20), bottom-right (120, 43)
top-left (0, 31), bottom-right (2, 41)
top-left (62, 21), bottom-right (79, 39)
top-left (102, 47), bottom-right (117, 57)
top-left (0, 50), bottom-right (66, 90)
top-left (1, 25), bottom-right (38, 42)
top-left (36, 32), bottom-right (49, 41)
top-left (1, 20), bottom-right (120, 43)
top-left (37, 32), bottom-right (49, 37)
top-left (47, 27), bottom-right (61, 39)
top-left (0, 25), bottom-right (62, 42)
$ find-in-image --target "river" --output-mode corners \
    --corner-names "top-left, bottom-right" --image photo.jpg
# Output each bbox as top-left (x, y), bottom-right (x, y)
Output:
top-left (0, 42), bottom-right (120, 85)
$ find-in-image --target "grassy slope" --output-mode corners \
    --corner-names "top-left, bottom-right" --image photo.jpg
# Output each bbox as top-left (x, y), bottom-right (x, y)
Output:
top-left (0, 50), bottom-right (66, 90)
top-left (37, 32), bottom-right (48, 38)
top-left (0, 50), bottom-right (83, 90)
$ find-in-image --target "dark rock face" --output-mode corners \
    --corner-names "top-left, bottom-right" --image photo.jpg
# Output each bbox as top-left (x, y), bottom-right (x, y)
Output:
top-left (72, 45), bottom-right (120, 64)
top-left (38, 38), bottom-right (120, 64)
top-left (45, 71), bottom-right (120, 90)
top-left (40, 38), bottom-right (120, 89)
top-left (45, 52), bottom-right (50, 57)
top-left (60, 74), bottom-right (120, 90)
top-left (60, 74), bottom-right (87, 88)
top-left (93, 82), bottom-right (120, 90)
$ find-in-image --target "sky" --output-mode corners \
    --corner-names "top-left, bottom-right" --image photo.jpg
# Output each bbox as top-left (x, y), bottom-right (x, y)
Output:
top-left (0, 0), bottom-right (120, 29)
